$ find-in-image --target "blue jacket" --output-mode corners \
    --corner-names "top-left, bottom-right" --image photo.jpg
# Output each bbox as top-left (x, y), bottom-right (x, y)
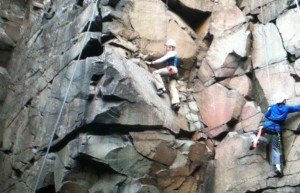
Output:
top-left (166, 54), bottom-right (179, 68)
top-left (263, 103), bottom-right (300, 132)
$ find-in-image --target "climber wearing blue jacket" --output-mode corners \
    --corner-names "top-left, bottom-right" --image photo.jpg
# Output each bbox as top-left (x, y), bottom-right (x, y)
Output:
top-left (251, 95), bottom-right (300, 176)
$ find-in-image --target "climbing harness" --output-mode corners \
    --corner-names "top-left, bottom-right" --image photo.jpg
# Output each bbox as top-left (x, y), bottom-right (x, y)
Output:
top-left (32, 1), bottom-right (99, 192)
top-left (166, 66), bottom-right (174, 73)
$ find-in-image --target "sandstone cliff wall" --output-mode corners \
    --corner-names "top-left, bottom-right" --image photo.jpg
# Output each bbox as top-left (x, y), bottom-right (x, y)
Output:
top-left (1, 0), bottom-right (300, 193)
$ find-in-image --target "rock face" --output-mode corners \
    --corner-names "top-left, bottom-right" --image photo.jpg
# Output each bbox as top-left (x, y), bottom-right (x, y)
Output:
top-left (252, 23), bottom-right (287, 69)
top-left (276, 8), bottom-right (300, 57)
top-left (254, 61), bottom-right (295, 103)
top-left (215, 131), bottom-right (300, 193)
top-left (0, 66), bottom-right (10, 102)
top-left (0, 0), bottom-right (26, 67)
top-left (238, 0), bottom-right (294, 24)
top-left (1, 0), bottom-right (300, 193)
top-left (195, 83), bottom-right (245, 129)
top-left (175, 0), bottom-right (236, 12)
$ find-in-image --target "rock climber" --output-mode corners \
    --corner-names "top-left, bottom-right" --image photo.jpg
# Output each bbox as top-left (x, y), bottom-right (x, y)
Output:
top-left (250, 94), bottom-right (300, 176)
top-left (146, 39), bottom-right (181, 112)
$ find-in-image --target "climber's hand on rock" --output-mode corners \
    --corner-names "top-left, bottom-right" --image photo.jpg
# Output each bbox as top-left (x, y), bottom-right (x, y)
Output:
top-left (252, 138), bottom-right (259, 148)
top-left (250, 138), bottom-right (259, 150)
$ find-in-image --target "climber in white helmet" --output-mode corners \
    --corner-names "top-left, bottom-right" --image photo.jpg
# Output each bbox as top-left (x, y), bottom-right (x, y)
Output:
top-left (250, 93), bottom-right (300, 177)
top-left (146, 39), bottom-right (181, 112)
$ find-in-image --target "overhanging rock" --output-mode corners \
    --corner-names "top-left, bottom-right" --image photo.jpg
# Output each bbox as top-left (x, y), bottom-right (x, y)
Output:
top-left (86, 46), bottom-right (189, 133)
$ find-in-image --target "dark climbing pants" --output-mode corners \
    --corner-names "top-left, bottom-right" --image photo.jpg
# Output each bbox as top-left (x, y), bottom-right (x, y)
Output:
top-left (260, 133), bottom-right (282, 165)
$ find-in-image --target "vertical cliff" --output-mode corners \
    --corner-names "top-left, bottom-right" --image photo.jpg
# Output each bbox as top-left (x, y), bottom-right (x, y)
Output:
top-left (1, 0), bottom-right (300, 193)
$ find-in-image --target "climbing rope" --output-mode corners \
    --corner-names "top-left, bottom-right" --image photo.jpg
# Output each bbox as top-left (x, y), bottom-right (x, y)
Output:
top-left (32, 1), bottom-right (99, 192)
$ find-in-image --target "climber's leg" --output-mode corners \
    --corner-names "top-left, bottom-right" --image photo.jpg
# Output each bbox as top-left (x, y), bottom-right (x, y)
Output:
top-left (269, 133), bottom-right (283, 176)
top-left (152, 68), bottom-right (169, 90)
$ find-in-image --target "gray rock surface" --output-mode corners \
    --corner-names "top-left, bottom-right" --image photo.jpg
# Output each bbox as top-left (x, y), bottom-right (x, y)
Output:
top-left (0, 0), bottom-right (26, 66)
top-left (1, 0), bottom-right (300, 193)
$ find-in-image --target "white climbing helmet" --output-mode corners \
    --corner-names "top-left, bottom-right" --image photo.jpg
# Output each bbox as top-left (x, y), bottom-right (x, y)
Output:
top-left (272, 93), bottom-right (287, 104)
top-left (165, 39), bottom-right (176, 47)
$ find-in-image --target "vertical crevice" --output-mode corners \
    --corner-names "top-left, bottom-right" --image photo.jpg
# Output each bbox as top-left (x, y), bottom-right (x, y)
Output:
top-left (75, 38), bottom-right (103, 60)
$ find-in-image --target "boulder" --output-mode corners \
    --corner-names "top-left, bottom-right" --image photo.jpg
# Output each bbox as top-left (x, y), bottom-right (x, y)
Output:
top-left (197, 58), bottom-right (215, 85)
top-left (206, 24), bottom-right (249, 71)
top-left (203, 124), bottom-right (229, 138)
top-left (194, 83), bottom-right (246, 128)
top-left (282, 97), bottom-right (300, 132)
top-left (239, 0), bottom-right (292, 24)
top-left (228, 75), bottom-right (252, 97)
top-left (156, 140), bottom-right (211, 193)
top-left (234, 101), bottom-right (264, 132)
top-left (276, 8), bottom-right (300, 57)
top-left (254, 61), bottom-right (295, 104)
top-left (54, 138), bottom-right (119, 193)
top-left (130, 131), bottom-right (176, 166)
top-left (252, 23), bottom-right (287, 69)
top-left (209, 5), bottom-right (246, 37)
top-left (77, 134), bottom-right (152, 178)
top-left (214, 54), bottom-right (249, 78)
top-left (285, 134), bottom-right (300, 164)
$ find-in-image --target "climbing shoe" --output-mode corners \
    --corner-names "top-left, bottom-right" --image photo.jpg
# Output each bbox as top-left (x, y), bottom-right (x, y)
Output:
top-left (157, 88), bottom-right (167, 96)
top-left (171, 103), bottom-right (180, 112)
top-left (275, 164), bottom-right (283, 177)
